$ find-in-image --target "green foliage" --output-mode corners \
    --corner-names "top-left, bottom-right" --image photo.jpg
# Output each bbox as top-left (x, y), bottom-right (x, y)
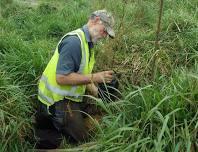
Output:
top-left (0, 70), bottom-right (33, 151)
top-left (38, 3), bottom-right (57, 15)
top-left (0, 0), bottom-right (197, 151)
top-left (93, 67), bottom-right (198, 151)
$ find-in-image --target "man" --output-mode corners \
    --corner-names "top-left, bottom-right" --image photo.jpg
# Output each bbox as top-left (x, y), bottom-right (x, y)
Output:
top-left (35, 10), bottom-right (115, 149)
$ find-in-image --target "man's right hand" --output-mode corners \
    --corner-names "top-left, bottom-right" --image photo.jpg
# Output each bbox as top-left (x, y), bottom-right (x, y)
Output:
top-left (92, 71), bottom-right (114, 83)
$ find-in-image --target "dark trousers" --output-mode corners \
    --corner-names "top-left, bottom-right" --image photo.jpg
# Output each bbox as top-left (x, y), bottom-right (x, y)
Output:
top-left (34, 99), bottom-right (100, 149)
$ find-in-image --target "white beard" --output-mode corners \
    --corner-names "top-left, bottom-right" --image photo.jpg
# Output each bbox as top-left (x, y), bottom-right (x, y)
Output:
top-left (91, 28), bottom-right (101, 44)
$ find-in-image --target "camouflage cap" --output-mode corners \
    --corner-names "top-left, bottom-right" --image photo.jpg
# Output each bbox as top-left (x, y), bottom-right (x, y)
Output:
top-left (91, 10), bottom-right (115, 38)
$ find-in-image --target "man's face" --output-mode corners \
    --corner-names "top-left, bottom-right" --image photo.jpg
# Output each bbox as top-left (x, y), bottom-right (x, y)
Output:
top-left (90, 19), bottom-right (108, 43)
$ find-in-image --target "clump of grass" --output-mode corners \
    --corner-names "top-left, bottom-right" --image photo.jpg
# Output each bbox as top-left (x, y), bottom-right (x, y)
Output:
top-left (0, 70), bottom-right (34, 151)
top-left (38, 3), bottom-right (57, 15)
top-left (0, 0), bottom-right (198, 151)
top-left (91, 66), bottom-right (198, 151)
top-left (0, 35), bottom-right (52, 85)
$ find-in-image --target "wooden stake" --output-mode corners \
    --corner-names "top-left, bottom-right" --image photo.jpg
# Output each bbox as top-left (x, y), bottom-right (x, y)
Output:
top-left (155, 0), bottom-right (164, 50)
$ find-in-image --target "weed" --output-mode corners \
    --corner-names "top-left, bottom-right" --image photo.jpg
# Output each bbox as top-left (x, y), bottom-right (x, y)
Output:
top-left (0, 0), bottom-right (198, 151)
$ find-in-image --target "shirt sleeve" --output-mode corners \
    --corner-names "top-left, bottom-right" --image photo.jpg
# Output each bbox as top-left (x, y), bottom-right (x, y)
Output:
top-left (56, 35), bottom-right (82, 75)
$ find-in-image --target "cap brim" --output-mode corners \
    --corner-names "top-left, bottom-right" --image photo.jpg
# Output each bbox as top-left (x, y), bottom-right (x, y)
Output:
top-left (106, 27), bottom-right (115, 38)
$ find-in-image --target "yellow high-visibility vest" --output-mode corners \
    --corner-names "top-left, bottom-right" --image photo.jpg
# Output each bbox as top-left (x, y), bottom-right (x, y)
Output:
top-left (38, 29), bottom-right (95, 106)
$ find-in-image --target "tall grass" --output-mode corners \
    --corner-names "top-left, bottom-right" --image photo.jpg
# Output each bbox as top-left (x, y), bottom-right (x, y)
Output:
top-left (0, 70), bottom-right (33, 151)
top-left (90, 66), bottom-right (198, 151)
top-left (0, 0), bottom-right (198, 151)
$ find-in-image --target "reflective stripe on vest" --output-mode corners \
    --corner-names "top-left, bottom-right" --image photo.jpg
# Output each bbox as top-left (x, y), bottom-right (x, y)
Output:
top-left (38, 89), bottom-right (54, 105)
top-left (40, 75), bottom-right (80, 97)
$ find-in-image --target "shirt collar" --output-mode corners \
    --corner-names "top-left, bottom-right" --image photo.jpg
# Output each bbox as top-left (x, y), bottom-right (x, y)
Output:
top-left (82, 24), bottom-right (94, 49)
top-left (82, 24), bottom-right (91, 42)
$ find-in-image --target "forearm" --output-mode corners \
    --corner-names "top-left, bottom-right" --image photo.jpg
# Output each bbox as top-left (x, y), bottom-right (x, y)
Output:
top-left (56, 73), bottom-right (92, 85)
top-left (56, 70), bottom-right (114, 85)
